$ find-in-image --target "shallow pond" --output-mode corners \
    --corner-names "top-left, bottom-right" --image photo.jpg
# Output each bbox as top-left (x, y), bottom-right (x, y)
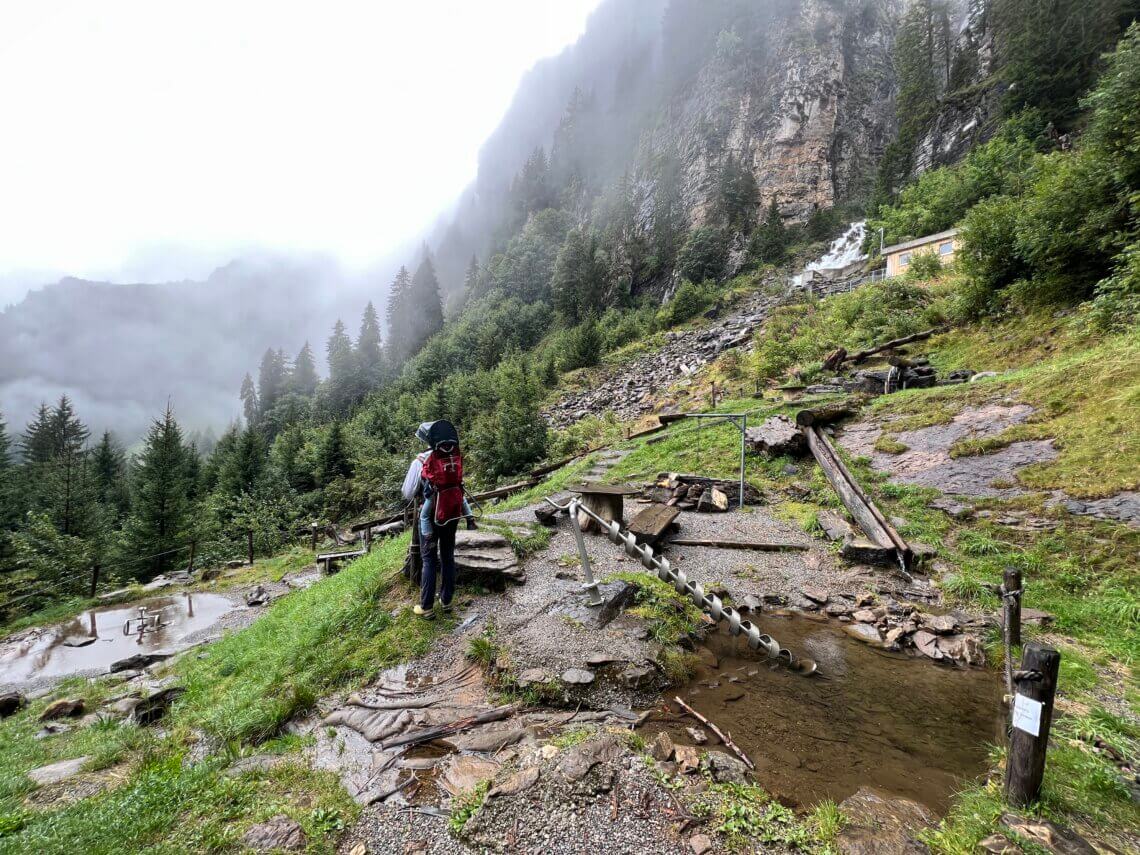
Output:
top-left (651, 612), bottom-right (1004, 814)
top-left (0, 593), bottom-right (234, 684)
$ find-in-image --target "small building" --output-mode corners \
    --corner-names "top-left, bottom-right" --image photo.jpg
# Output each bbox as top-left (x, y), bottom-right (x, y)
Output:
top-left (882, 228), bottom-right (961, 278)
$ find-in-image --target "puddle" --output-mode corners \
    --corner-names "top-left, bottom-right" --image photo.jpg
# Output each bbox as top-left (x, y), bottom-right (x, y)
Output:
top-left (652, 613), bottom-right (1003, 814)
top-left (0, 594), bottom-right (234, 684)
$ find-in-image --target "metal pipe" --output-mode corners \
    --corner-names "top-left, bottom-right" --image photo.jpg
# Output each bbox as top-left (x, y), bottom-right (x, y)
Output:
top-left (568, 500), bottom-right (605, 607)
top-left (544, 496), bottom-right (815, 675)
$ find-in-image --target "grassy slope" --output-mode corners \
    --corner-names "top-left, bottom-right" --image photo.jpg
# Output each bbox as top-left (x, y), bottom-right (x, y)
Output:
top-left (0, 537), bottom-right (439, 854)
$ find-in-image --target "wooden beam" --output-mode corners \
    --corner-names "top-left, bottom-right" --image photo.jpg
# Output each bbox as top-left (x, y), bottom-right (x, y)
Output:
top-left (666, 538), bottom-right (809, 552)
top-left (841, 328), bottom-right (939, 365)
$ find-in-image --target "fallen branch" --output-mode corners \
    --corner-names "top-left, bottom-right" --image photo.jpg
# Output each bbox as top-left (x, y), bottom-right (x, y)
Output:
top-left (673, 696), bottom-right (754, 770)
top-left (842, 328), bottom-right (938, 365)
top-left (666, 538), bottom-right (809, 552)
top-left (379, 705), bottom-right (517, 750)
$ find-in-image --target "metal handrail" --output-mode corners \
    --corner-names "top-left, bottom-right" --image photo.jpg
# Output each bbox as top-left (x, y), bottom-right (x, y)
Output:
top-left (545, 496), bottom-right (815, 675)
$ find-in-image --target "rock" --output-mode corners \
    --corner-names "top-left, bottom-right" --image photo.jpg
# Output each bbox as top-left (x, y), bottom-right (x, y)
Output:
top-left (224, 754), bottom-right (287, 777)
top-left (558, 736), bottom-right (624, 782)
top-left (1000, 814), bottom-right (1098, 855)
top-left (919, 613), bottom-right (958, 634)
top-left (107, 696), bottom-right (141, 717)
top-left (39, 698), bottom-right (85, 721)
top-left (0, 691), bottom-right (26, 718)
top-left (837, 787), bottom-right (934, 854)
top-left (852, 609), bottom-right (878, 624)
top-left (245, 584), bottom-right (270, 607)
top-left (109, 652), bottom-right (171, 673)
top-left (912, 630), bottom-right (943, 660)
top-left (801, 585), bottom-right (829, 604)
top-left (979, 834), bottom-right (1023, 854)
top-left (696, 647), bottom-right (719, 669)
top-left (929, 498), bottom-right (973, 519)
top-left (444, 728), bottom-right (526, 753)
top-left (702, 751), bottom-right (749, 785)
top-left (241, 815), bottom-right (308, 852)
top-left (649, 731), bottom-right (675, 761)
top-left (745, 415), bottom-right (806, 457)
top-left (843, 623), bottom-right (883, 647)
top-left (560, 667), bottom-right (595, 685)
top-left (454, 529), bottom-right (524, 582)
top-left (620, 664), bottom-right (656, 689)
top-left (884, 627), bottom-right (906, 648)
top-left (27, 756), bottom-right (91, 786)
top-left (585, 651), bottom-right (624, 666)
top-left (685, 726), bottom-right (708, 745)
top-left (818, 511), bottom-right (854, 542)
top-left (199, 567), bottom-right (222, 581)
top-left (825, 603), bottom-right (851, 617)
top-left (488, 766), bottom-right (540, 798)
top-left (936, 634), bottom-right (986, 666)
top-left (34, 723), bottom-right (73, 740)
top-left (516, 668), bottom-right (552, 687)
top-left (689, 833), bottom-right (714, 855)
top-left (674, 745), bottom-right (700, 773)
top-left (1021, 608), bottom-right (1055, 626)
top-left (441, 755), bottom-right (501, 796)
top-left (132, 687), bottom-right (185, 725)
top-left (840, 537), bottom-right (897, 566)
top-left (62, 634), bottom-right (97, 648)
top-left (910, 542), bottom-right (937, 562)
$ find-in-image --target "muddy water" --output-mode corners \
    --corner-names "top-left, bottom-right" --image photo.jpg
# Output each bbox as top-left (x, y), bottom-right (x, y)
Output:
top-left (0, 593), bottom-right (234, 684)
top-left (654, 613), bottom-right (1003, 814)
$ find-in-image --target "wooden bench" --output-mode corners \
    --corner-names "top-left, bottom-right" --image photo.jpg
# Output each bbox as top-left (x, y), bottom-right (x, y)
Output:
top-left (570, 482), bottom-right (640, 533)
top-left (317, 550), bottom-right (366, 575)
top-left (627, 503), bottom-right (681, 547)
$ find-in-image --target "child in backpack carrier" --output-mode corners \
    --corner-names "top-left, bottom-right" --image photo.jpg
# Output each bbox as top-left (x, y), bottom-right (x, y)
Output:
top-left (401, 421), bottom-right (475, 618)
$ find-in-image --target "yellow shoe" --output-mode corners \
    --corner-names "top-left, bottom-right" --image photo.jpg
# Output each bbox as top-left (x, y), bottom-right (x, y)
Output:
top-left (413, 604), bottom-right (435, 619)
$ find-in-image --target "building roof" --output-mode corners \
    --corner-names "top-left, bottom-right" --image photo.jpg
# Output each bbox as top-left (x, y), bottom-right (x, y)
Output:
top-left (881, 228), bottom-right (961, 256)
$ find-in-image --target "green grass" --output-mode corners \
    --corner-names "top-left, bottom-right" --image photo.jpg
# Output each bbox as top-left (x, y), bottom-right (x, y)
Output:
top-left (690, 782), bottom-right (821, 851)
top-left (207, 546), bottom-right (317, 590)
top-left (0, 537), bottom-right (442, 853)
top-left (608, 571), bottom-right (705, 647)
top-left (493, 453), bottom-right (601, 512)
top-left (873, 434), bottom-right (909, 454)
top-left (176, 536), bottom-right (443, 744)
top-left (448, 780), bottom-right (490, 836)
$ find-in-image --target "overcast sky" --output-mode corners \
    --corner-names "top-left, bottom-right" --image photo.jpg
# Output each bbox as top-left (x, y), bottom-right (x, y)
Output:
top-left (0, 1), bottom-right (602, 303)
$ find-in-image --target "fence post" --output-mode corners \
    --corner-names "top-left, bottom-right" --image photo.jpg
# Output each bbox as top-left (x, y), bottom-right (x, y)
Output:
top-left (311, 523), bottom-right (319, 552)
top-left (90, 562), bottom-right (100, 599)
top-left (247, 530), bottom-right (254, 566)
top-left (1005, 643), bottom-right (1061, 807)
top-left (1003, 566), bottom-right (1022, 647)
top-left (187, 540), bottom-right (197, 575)
top-left (364, 526), bottom-right (373, 553)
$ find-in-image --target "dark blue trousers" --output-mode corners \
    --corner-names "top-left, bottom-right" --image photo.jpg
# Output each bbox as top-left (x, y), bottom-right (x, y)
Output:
top-left (419, 520), bottom-right (458, 611)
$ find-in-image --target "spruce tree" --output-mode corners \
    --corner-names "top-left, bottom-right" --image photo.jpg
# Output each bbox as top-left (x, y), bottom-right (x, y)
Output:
top-left (356, 301), bottom-right (385, 388)
top-left (411, 255), bottom-right (445, 351)
top-left (385, 266), bottom-right (414, 365)
top-left (21, 403), bottom-right (54, 464)
top-left (218, 425), bottom-right (267, 497)
top-left (325, 319), bottom-right (358, 415)
top-left (0, 411), bottom-right (16, 542)
top-left (257, 348), bottom-right (286, 416)
top-left (240, 373), bottom-right (259, 427)
top-left (291, 342), bottom-right (320, 396)
top-left (462, 256), bottom-right (480, 295)
top-left (91, 430), bottom-right (130, 520)
top-left (47, 395), bottom-right (89, 458)
top-left (750, 199), bottom-right (788, 264)
top-left (126, 406), bottom-right (193, 577)
top-left (552, 228), bottom-right (603, 324)
top-left (317, 422), bottom-right (352, 486)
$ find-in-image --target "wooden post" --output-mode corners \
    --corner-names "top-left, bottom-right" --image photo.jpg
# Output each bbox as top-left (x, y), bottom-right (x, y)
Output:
top-left (311, 523), bottom-right (319, 552)
top-left (364, 526), bottom-right (373, 553)
top-left (711, 382), bottom-right (718, 409)
top-left (247, 530), bottom-right (254, 566)
top-left (186, 540), bottom-right (197, 575)
top-left (1005, 643), bottom-right (1061, 807)
top-left (90, 562), bottom-right (100, 599)
top-left (1003, 567), bottom-right (1022, 647)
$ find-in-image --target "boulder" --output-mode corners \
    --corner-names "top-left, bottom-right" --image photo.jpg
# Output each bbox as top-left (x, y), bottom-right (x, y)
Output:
top-left (745, 416), bottom-right (806, 457)
top-left (843, 623), bottom-right (883, 647)
top-left (649, 731), bottom-right (674, 761)
top-left (818, 511), bottom-right (854, 542)
top-left (685, 726), bottom-right (708, 745)
top-left (241, 816), bottom-right (308, 852)
top-left (27, 756), bottom-right (91, 787)
top-left (837, 787), bottom-right (934, 854)
top-left (701, 751), bottom-right (749, 785)
top-left (675, 745), bottom-right (700, 773)
top-left (441, 755), bottom-right (501, 796)
top-left (110, 652), bottom-right (171, 673)
top-left (560, 668), bottom-right (595, 685)
top-left (936, 634), bottom-right (986, 666)
top-left (1000, 814), bottom-right (1098, 855)
top-left (912, 630), bottom-right (943, 661)
top-left (454, 530), bottom-right (524, 583)
top-left (0, 691), bottom-right (26, 718)
top-left (558, 736), bottom-right (624, 782)
top-left (620, 664), bottom-right (656, 689)
top-left (131, 687), bottom-right (185, 725)
top-left (39, 698), bottom-right (85, 721)
top-left (919, 613), bottom-right (958, 634)
top-left (801, 585), bottom-right (829, 604)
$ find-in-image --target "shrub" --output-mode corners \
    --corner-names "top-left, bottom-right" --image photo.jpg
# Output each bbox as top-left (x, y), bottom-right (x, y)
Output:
top-left (658, 279), bottom-right (718, 327)
top-left (677, 227), bottom-right (729, 283)
top-left (905, 250), bottom-right (944, 281)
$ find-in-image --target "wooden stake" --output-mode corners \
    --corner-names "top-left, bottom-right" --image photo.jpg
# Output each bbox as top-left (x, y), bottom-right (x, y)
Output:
top-left (186, 540), bottom-right (197, 575)
top-left (247, 529), bottom-right (254, 566)
top-left (673, 696), bottom-right (754, 770)
top-left (311, 523), bottom-right (318, 552)
top-left (90, 562), bottom-right (100, 599)
top-left (666, 538), bottom-right (809, 552)
top-left (1005, 643), bottom-right (1060, 807)
top-left (1004, 566), bottom-right (1022, 648)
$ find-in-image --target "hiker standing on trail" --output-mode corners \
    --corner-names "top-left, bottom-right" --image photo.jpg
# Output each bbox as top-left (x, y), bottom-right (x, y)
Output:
top-left (401, 420), bottom-right (476, 619)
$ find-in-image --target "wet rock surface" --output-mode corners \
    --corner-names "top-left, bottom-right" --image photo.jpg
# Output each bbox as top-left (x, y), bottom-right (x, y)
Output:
top-left (242, 815), bottom-right (308, 852)
top-left (836, 787), bottom-right (935, 854)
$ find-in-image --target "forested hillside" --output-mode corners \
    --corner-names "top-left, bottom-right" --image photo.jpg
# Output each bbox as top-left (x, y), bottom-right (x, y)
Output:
top-left (1, 0), bottom-right (1137, 624)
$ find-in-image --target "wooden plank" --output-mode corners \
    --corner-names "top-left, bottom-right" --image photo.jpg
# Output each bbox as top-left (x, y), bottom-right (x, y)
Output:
top-left (666, 538), bottom-right (809, 552)
top-left (795, 399), bottom-right (863, 428)
top-left (469, 478), bottom-right (539, 502)
top-left (628, 503), bottom-right (681, 545)
top-left (570, 482), bottom-right (640, 496)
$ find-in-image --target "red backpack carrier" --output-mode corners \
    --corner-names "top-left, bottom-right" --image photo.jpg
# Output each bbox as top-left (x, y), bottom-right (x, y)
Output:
top-left (421, 421), bottom-right (465, 525)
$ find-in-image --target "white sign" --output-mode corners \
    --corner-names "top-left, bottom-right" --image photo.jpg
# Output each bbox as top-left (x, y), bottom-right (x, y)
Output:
top-left (1012, 693), bottom-right (1043, 737)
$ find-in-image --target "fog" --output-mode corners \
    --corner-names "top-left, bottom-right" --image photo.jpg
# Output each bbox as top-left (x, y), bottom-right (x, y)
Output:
top-left (0, 1), bottom-right (603, 438)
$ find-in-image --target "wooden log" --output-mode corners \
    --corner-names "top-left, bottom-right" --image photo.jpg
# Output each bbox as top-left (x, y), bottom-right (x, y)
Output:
top-left (578, 492), bottom-right (624, 533)
top-left (673, 696), bottom-right (754, 770)
top-left (1005, 644), bottom-right (1061, 807)
top-left (658, 413), bottom-right (689, 424)
top-left (629, 423), bottom-right (668, 440)
top-left (469, 478), bottom-right (540, 502)
top-left (795, 398), bottom-right (863, 428)
top-left (821, 347), bottom-right (847, 372)
top-left (350, 512), bottom-right (404, 533)
top-left (628, 503), bottom-right (681, 546)
top-left (666, 539), bottom-right (809, 552)
top-left (379, 704), bottom-right (517, 750)
top-left (842, 328), bottom-right (938, 365)
top-left (1004, 566), bottom-right (1023, 648)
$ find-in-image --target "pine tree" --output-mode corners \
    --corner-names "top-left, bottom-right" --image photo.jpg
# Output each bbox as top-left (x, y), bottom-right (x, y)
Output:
top-left (46, 395), bottom-right (89, 459)
top-left (317, 422), bottom-right (352, 486)
top-left (91, 430), bottom-right (130, 520)
top-left (257, 348), bottom-right (287, 417)
top-left (126, 406), bottom-right (193, 577)
top-left (0, 411), bottom-right (17, 541)
top-left (411, 255), bottom-right (445, 350)
top-left (35, 397), bottom-right (97, 538)
top-left (291, 342), bottom-right (320, 396)
top-left (716, 155), bottom-right (759, 234)
top-left (750, 198), bottom-right (788, 264)
top-left (20, 402), bottom-right (54, 464)
top-left (218, 425), bottom-right (267, 497)
top-left (324, 319), bottom-right (358, 415)
top-left (356, 301), bottom-right (385, 388)
top-left (240, 373), bottom-right (259, 427)
top-left (385, 267), bottom-right (414, 364)
top-left (463, 256), bottom-right (480, 295)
